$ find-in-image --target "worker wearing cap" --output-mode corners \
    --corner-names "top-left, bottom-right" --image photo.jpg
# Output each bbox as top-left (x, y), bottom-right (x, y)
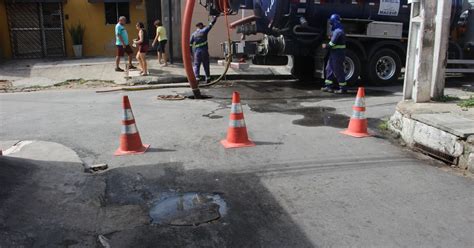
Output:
top-left (322, 14), bottom-right (347, 94)
top-left (190, 16), bottom-right (218, 84)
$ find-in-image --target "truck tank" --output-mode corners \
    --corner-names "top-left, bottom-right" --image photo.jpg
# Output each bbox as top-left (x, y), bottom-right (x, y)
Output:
top-left (255, 0), bottom-right (411, 32)
top-left (252, 0), bottom-right (464, 36)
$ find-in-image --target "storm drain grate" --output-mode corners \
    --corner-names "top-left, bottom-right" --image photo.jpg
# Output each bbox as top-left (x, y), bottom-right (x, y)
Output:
top-left (413, 143), bottom-right (458, 165)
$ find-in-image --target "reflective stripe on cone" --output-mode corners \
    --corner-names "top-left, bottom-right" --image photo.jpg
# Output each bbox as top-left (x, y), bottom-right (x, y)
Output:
top-left (122, 123), bottom-right (138, 134)
top-left (229, 119), bottom-right (246, 128)
top-left (231, 103), bottom-right (243, 114)
top-left (123, 109), bottom-right (134, 121)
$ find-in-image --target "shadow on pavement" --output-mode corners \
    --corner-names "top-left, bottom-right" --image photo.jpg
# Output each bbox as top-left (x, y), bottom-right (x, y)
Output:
top-left (0, 156), bottom-right (315, 248)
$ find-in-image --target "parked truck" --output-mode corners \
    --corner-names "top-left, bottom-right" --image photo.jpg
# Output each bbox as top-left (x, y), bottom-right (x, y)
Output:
top-left (203, 0), bottom-right (474, 84)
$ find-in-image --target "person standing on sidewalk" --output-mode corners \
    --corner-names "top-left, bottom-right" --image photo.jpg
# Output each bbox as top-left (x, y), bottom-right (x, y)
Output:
top-left (115, 16), bottom-right (136, 72)
top-left (152, 20), bottom-right (168, 67)
top-left (134, 22), bottom-right (149, 76)
top-left (321, 14), bottom-right (347, 94)
top-left (190, 16), bottom-right (218, 84)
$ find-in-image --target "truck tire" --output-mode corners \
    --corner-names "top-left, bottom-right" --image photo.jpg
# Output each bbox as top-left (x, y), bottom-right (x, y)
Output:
top-left (291, 56), bottom-right (315, 82)
top-left (344, 49), bottom-right (361, 85)
top-left (367, 48), bottom-right (402, 85)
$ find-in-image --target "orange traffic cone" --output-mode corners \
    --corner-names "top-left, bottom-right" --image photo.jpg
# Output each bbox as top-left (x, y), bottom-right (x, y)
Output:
top-left (341, 87), bottom-right (371, 138)
top-left (221, 92), bottom-right (256, 148)
top-left (114, 96), bottom-right (150, 155)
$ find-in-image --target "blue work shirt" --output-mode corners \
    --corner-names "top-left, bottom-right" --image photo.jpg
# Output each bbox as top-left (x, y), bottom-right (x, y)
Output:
top-left (329, 27), bottom-right (346, 50)
top-left (190, 19), bottom-right (217, 52)
top-left (115, 23), bottom-right (129, 46)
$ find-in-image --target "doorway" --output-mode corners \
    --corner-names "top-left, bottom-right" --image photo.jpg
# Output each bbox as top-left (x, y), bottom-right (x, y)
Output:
top-left (145, 0), bottom-right (162, 44)
top-left (6, 2), bottom-right (66, 58)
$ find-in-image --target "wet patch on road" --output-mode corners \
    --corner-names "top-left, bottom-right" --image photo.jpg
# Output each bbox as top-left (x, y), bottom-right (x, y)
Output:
top-left (149, 192), bottom-right (227, 226)
top-left (250, 104), bottom-right (349, 128)
top-left (206, 80), bottom-right (395, 102)
top-left (203, 114), bottom-right (224, 119)
top-left (202, 109), bottom-right (224, 119)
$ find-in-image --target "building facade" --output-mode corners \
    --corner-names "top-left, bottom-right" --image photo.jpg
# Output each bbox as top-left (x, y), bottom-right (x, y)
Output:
top-left (0, 0), bottom-right (148, 59)
top-left (0, 0), bottom-right (255, 60)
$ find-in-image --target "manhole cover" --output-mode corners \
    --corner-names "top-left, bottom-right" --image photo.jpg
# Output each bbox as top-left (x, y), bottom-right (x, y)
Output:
top-left (149, 193), bottom-right (227, 226)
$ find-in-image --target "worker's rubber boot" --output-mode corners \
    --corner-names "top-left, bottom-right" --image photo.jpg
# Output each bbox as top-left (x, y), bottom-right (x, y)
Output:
top-left (321, 85), bottom-right (334, 93)
top-left (334, 87), bottom-right (348, 94)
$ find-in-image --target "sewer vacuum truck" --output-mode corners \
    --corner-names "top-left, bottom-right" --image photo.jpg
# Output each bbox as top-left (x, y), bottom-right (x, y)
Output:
top-left (197, 0), bottom-right (473, 85)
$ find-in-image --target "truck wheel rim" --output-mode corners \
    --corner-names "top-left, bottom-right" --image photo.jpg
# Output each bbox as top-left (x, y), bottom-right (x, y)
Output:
top-left (344, 57), bottom-right (355, 81)
top-left (376, 56), bottom-right (396, 80)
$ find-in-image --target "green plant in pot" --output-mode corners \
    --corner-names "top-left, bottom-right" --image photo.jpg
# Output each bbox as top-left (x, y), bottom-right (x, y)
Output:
top-left (68, 23), bottom-right (85, 57)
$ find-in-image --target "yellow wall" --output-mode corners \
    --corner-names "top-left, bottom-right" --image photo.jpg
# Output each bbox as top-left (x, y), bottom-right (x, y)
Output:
top-left (0, 0), bottom-right (12, 59)
top-left (63, 1), bottom-right (146, 57)
top-left (0, 0), bottom-right (146, 58)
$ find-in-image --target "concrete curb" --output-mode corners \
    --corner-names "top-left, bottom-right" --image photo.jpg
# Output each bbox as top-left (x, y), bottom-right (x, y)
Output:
top-left (389, 110), bottom-right (474, 173)
top-left (126, 74), bottom-right (295, 85)
top-left (0, 140), bottom-right (83, 165)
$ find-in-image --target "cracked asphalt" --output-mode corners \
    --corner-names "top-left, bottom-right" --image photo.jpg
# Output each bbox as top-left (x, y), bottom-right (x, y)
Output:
top-left (0, 80), bottom-right (473, 247)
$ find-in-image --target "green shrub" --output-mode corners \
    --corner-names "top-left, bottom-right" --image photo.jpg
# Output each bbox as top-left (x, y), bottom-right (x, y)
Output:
top-left (458, 96), bottom-right (474, 108)
top-left (68, 23), bottom-right (85, 45)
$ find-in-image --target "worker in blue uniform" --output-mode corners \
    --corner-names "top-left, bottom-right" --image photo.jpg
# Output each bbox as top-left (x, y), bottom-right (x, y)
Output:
top-left (322, 14), bottom-right (348, 94)
top-left (190, 16), bottom-right (218, 84)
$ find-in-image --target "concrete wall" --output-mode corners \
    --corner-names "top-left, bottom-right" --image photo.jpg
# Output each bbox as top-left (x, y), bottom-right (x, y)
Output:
top-left (0, 0), bottom-right (11, 59)
top-left (63, 1), bottom-right (146, 57)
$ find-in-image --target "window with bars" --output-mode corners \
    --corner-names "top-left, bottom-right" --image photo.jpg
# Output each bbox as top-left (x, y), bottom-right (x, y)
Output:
top-left (105, 3), bottom-right (130, 24)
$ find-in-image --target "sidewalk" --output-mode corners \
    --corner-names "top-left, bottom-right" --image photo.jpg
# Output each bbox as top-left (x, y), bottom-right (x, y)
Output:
top-left (0, 57), bottom-right (291, 89)
top-left (389, 85), bottom-right (474, 172)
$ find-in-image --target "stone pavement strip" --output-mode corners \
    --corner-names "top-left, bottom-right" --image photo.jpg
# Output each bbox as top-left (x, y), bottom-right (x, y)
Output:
top-left (0, 57), bottom-right (291, 89)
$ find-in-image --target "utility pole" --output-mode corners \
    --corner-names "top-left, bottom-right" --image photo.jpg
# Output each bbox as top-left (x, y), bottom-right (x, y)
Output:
top-left (431, 0), bottom-right (452, 99)
top-left (403, 0), bottom-right (452, 103)
top-left (167, 0), bottom-right (174, 64)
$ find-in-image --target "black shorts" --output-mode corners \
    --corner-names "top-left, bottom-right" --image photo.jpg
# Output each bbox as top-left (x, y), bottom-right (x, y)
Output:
top-left (157, 40), bottom-right (167, 53)
top-left (116, 45), bottom-right (133, 56)
top-left (139, 44), bottom-right (149, 53)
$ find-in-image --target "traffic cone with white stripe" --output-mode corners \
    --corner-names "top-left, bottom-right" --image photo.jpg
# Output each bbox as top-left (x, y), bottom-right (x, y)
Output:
top-left (341, 87), bottom-right (371, 138)
top-left (221, 92), bottom-right (255, 148)
top-left (114, 95), bottom-right (150, 155)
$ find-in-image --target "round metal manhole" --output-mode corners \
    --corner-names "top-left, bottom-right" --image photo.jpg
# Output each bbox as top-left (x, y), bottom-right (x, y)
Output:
top-left (149, 193), bottom-right (227, 226)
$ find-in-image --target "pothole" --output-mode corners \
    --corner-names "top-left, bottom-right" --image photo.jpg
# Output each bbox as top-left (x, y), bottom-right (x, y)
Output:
top-left (149, 192), bottom-right (227, 226)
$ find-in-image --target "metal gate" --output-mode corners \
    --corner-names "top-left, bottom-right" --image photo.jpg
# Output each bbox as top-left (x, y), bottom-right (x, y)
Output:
top-left (6, 2), bottom-right (65, 58)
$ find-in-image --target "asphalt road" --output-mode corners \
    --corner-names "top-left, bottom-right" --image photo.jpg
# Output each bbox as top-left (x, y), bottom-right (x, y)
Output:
top-left (0, 80), bottom-right (473, 247)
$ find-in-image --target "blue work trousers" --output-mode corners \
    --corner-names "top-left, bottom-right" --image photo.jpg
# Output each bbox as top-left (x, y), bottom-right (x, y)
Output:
top-left (193, 48), bottom-right (210, 80)
top-left (325, 50), bottom-right (347, 88)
